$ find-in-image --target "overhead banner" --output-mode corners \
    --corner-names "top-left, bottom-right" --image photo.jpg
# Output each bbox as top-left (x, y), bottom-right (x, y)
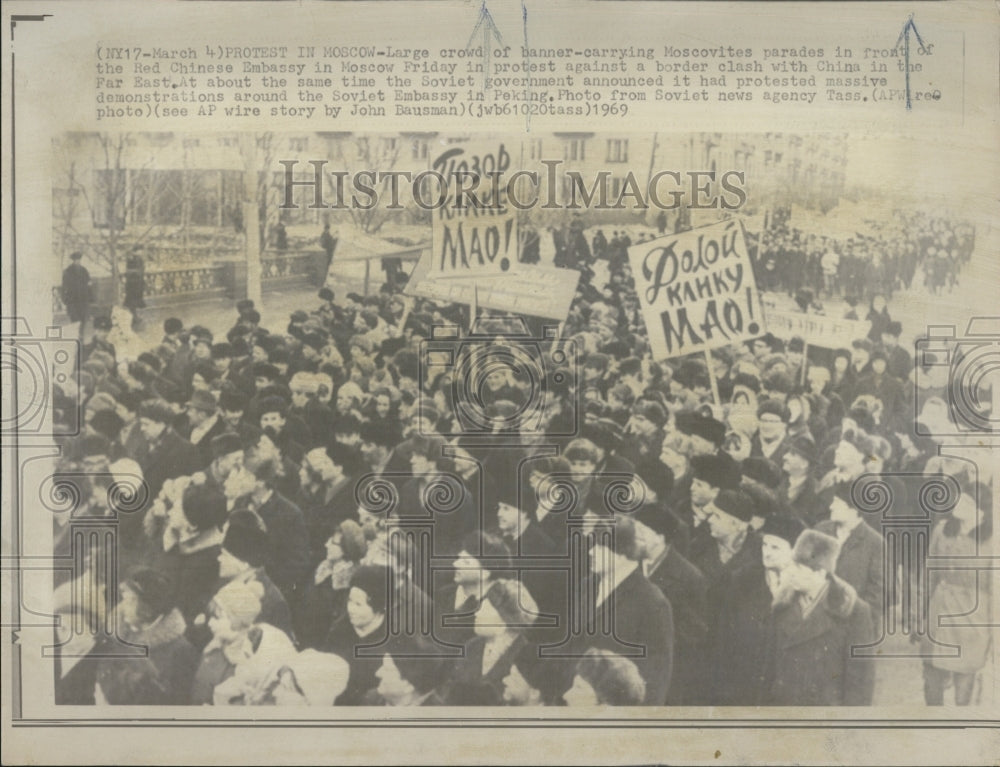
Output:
top-left (406, 260), bottom-right (580, 321)
top-left (628, 219), bottom-right (765, 360)
top-left (764, 309), bottom-right (872, 348)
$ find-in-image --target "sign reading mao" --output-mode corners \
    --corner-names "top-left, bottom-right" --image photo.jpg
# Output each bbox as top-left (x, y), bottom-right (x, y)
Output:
top-left (431, 141), bottom-right (517, 276)
top-left (628, 219), bottom-right (765, 359)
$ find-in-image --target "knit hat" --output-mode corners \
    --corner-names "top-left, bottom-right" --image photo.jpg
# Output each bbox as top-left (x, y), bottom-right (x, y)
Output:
top-left (792, 529), bottom-right (841, 573)
top-left (222, 510), bottom-right (269, 567)
top-left (712, 489), bottom-right (754, 522)
top-left (760, 514), bottom-right (806, 547)
top-left (690, 453), bottom-right (740, 491)
top-left (123, 568), bottom-right (175, 618)
top-left (212, 578), bottom-right (265, 630)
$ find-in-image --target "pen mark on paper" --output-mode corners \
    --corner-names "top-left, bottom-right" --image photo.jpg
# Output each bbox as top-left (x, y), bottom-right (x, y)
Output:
top-left (896, 14), bottom-right (928, 110)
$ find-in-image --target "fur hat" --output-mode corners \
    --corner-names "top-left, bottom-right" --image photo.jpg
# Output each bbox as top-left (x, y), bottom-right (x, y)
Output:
top-left (740, 456), bottom-right (783, 488)
top-left (792, 529), bottom-right (841, 573)
top-left (212, 578), bottom-right (265, 629)
top-left (484, 578), bottom-right (537, 628)
top-left (182, 484), bottom-right (228, 532)
top-left (123, 567), bottom-right (175, 618)
top-left (785, 434), bottom-right (817, 464)
top-left (222, 510), bottom-right (269, 567)
top-left (574, 648), bottom-right (646, 706)
top-left (690, 453), bottom-right (740, 491)
top-left (219, 390), bottom-right (248, 413)
top-left (90, 409), bottom-right (125, 442)
top-left (210, 433), bottom-right (244, 461)
top-left (336, 520), bottom-right (368, 563)
top-left (757, 399), bottom-right (791, 423)
top-left (634, 400), bottom-right (668, 427)
top-left (713, 489), bottom-right (754, 522)
top-left (760, 514), bottom-right (806, 547)
top-left (137, 399), bottom-right (175, 426)
top-left (676, 410), bottom-right (726, 447)
top-left (258, 395), bottom-right (289, 418)
top-left (163, 317), bottom-right (184, 335)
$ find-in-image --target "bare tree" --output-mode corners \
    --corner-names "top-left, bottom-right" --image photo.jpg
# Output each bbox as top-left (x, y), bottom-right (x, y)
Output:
top-left (53, 133), bottom-right (160, 304)
top-left (332, 134), bottom-right (403, 234)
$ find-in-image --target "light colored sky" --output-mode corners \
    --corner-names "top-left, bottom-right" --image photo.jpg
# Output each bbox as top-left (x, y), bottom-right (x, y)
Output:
top-left (845, 133), bottom-right (997, 217)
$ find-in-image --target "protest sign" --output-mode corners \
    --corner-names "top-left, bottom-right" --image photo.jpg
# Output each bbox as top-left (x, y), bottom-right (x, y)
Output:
top-left (406, 259), bottom-right (579, 321)
top-left (628, 219), bottom-right (764, 359)
top-left (430, 141), bottom-right (518, 276)
top-left (764, 309), bottom-right (871, 348)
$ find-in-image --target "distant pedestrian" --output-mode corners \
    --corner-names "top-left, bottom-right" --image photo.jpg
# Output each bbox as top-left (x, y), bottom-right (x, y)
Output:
top-left (123, 249), bottom-right (146, 331)
top-left (320, 224), bottom-right (338, 276)
top-left (61, 251), bottom-right (92, 337)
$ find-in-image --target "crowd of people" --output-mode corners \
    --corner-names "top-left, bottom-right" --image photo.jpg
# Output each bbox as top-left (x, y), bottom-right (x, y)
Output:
top-left (752, 210), bottom-right (976, 302)
top-left (49, 210), bottom-right (992, 709)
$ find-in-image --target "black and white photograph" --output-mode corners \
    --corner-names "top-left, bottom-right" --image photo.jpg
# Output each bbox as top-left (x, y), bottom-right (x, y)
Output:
top-left (2, 1), bottom-right (998, 765)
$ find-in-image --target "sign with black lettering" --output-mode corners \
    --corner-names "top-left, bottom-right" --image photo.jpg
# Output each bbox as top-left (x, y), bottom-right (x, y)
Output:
top-left (628, 219), bottom-right (765, 359)
top-left (429, 141), bottom-right (517, 276)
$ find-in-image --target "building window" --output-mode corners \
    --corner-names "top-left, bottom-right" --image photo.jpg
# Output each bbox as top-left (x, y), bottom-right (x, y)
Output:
top-left (289, 137), bottom-right (309, 152)
top-left (412, 139), bottom-right (428, 160)
top-left (606, 139), bottom-right (628, 163)
top-left (528, 139), bottom-right (543, 160)
top-left (564, 138), bottom-right (586, 162)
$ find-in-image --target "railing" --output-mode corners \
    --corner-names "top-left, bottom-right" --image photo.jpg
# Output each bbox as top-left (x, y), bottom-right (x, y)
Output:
top-left (261, 251), bottom-right (319, 282)
top-left (52, 251), bottom-right (326, 318)
top-left (124, 264), bottom-right (229, 297)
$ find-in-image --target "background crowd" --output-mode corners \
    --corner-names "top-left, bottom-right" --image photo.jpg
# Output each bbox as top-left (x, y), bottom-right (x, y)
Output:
top-left (49, 211), bottom-right (992, 708)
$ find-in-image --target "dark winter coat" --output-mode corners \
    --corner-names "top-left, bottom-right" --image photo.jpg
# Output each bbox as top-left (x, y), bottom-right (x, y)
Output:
top-left (583, 566), bottom-right (674, 705)
top-left (95, 608), bottom-right (198, 705)
top-left (764, 574), bottom-right (875, 705)
top-left (817, 519), bottom-right (885, 638)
